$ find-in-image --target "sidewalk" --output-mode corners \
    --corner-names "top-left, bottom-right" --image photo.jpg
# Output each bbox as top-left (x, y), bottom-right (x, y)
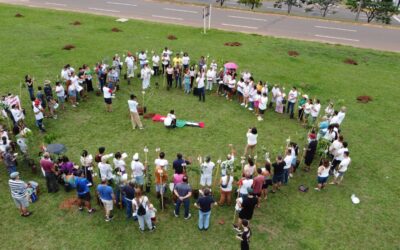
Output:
top-left (160, 0), bottom-right (400, 26)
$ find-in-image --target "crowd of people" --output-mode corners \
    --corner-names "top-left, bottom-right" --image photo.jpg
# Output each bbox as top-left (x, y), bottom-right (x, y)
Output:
top-left (1, 47), bottom-right (352, 250)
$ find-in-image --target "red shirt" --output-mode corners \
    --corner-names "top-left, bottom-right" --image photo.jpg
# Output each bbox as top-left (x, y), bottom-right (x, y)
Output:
top-left (252, 175), bottom-right (264, 194)
top-left (40, 158), bottom-right (54, 173)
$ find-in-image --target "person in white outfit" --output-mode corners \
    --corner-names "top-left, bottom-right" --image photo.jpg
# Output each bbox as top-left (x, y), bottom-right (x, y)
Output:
top-left (141, 64), bottom-right (153, 90)
top-left (200, 156), bottom-right (215, 188)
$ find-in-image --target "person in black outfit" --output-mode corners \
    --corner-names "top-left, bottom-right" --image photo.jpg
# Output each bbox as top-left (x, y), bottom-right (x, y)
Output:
top-left (272, 156), bottom-right (285, 193)
top-left (233, 189), bottom-right (257, 231)
top-left (304, 133), bottom-right (318, 172)
top-left (173, 153), bottom-right (191, 174)
top-left (236, 219), bottom-right (251, 250)
top-left (121, 181), bottom-right (135, 219)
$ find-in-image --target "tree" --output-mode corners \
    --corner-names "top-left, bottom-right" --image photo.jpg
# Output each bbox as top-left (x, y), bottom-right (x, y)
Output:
top-left (347, 0), bottom-right (399, 23)
top-left (273, 0), bottom-right (305, 14)
top-left (237, 0), bottom-right (263, 10)
top-left (216, 0), bottom-right (226, 6)
top-left (305, 0), bottom-right (341, 17)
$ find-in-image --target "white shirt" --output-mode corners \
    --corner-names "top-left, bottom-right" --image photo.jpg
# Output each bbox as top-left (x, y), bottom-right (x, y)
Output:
top-left (288, 90), bottom-right (298, 103)
top-left (284, 155), bottom-right (292, 170)
top-left (138, 53), bottom-right (147, 63)
top-left (237, 81), bottom-right (245, 93)
top-left (304, 103), bottom-right (312, 114)
top-left (221, 157), bottom-right (235, 176)
top-left (243, 164), bottom-right (255, 177)
top-left (128, 100), bottom-right (138, 113)
top-left (61, 69), bottom-right (70, 81)
top-left (329, 140), bottom-right (342, 156)
top-left (131, 160), bottom-right (145, 177)
top-left (337, 111), bottom-right (346, 125)
top-left (98, 162), bottom-right (113, 180)
top-left (210, 62), bottom-right (217, 71)
top-left (201, 161), bottom-right (215, 176)
top-left (182, 56), bottom-right (190, 65)
top-left (259, 96), bottom-right (268, 110)
top-left (141, 67), bottom-right (152, 80)
top-left (55, 85), bottom-right (65, 98)
top-left (125, 56), bottom-right (135, 68)
top-left (152, 55), bottom-right (160, 67)
top-left (311, 103), bottom-right (321, 117)
top-left (113, 158), bottom-right (126, 172)
top-left (154, 158), bottom-right (168, 170)
top-left (228, 79), bottom-right (236, 89)
top-left (247, 132), bottom-right (258, 146)
top-left (220, 175), bottom-right (233, 192)
top-left (206, 69), bottom-right (215, 81)
top-left (318, 166), bottom-right (330, 178)
top-left (239, 179), bottom-right (253, 194)
top-left (243, 72), bottom-right (251, 82)
top-left (132, 196), bottom-right (149, 213)
top-left (335, 147), bottom-right (348, 161)
top-left (164, 113), bottom-right (176, 126)
top-left (103, 87), bottom-right (112, 99)
top-left (271, 87), bottom-right (279, 98)
top-left (338, 157), bottom-right (351, 172)
top-left (33, 106), bottom-right (44, 120)
top-left (11, 108), bottom-right (24, 122)
top-left (196, 76), bottom-right (205, 88)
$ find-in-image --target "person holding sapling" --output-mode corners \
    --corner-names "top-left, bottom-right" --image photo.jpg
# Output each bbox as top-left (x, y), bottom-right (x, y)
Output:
top-left (200, 156), bottom-right (215, 188)
top-left (221, 144), bottom-right (236, 176)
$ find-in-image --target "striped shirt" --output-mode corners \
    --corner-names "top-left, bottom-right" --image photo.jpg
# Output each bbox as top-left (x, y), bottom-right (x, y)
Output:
top-left (9, 179), bottom-right (27, 199)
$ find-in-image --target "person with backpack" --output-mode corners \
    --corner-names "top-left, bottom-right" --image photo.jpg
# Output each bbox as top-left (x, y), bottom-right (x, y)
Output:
top-left (97, 178), bottom-right (115, 222)
top-left (132, 188), bottom-right (155, 232)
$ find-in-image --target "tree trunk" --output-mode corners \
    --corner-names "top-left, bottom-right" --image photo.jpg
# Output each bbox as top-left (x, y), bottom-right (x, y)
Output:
top-left (355, 0), bottom-right (363, 21)
top-left (220, 0), bottom-right (225, 7)
top-left (252, 3), bottom-right (255, 9)
top-left (322, 6), bottom-right (329, 17)
top-left (288, 3), bottom-right (292, 14)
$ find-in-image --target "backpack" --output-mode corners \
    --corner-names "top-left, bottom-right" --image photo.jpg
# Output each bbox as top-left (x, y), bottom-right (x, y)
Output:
top-left (137, 198), bottom-right (146, 216)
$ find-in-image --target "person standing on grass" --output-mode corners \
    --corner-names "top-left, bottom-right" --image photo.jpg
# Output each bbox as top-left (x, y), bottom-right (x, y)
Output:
top-left (238, 175), bottom-right (253, 199)
top-left (261, 161), bottom-right (272, 200)
top-left (9, 172), bottom-right (32, 217)
top-left (152, 52), bottom-right (160, 76)
top-left (125, 52), bottom-right (135, 85)
top-left (75, 170), bottom-right (95, 214)
top-left (298, 94), bottom-right (308, 121)
top-left (182, 52), bottom-right (190, 71)
top-left (233, 189), bottom-right (257, 232)
top-left (25, 75), bottom-right (35, 101)
top-left (311, 99), bottom-right (321, 123)
top-left (173, 175), bottom-right (192, 219)
top-left (128, 95), bottom-right (144, 130)
top-left (332, 142), bottom-right (349, 173)
top-left (154, 162), bottom-right (168, 209)
top-left (315, 159), bottom-right (330, 191)
top-left (184, 69), bottom-right (191, 94)
top-left (195, 188), bottom-right (218, 231)
top-left (257, 92), bottom-right (268, 121)
top-left (200, 156), bottom-right (215, 188)
top-left (219, 171), bottom-right (234, 206)
top-left (283, 148), bottom-right (293, 185)
top-left (244, 127), bottom-right (258, 157)
top-left (33, 99), bottom-right (46, 133)
top-left (330, 151), bottom-right (351, 185)
top-left (44, 80), bottom-right (57, 119)
top-left (97, 178), bottom-right (115, 222)
top-left (40, 152), bottom-right (59, 193)
top-left (196, 70), bottom-right (206, 102)
top-left (55, 81), bottom-right (65, 110)
top-left (66, 80), bottom-right (77, 108)
top-left (131, 153), bottom-right (146, 187)
top-left (252, 168), bottom-right (265, 207)
top-left (243, 158), bottom-right (256, 178)
top-left (287, 86), bottom-right (298, 119)
top-left (304, 133), bottom-right (318, 172)
top-left (271, 156), bottom-right (285, 193)
top-left (80, 150), bottom-right (94, 186)
top-left (103, 83), bottom-right (114, 112)
top-left (236, 219), bottom-right (251, 250)
top-left (3, 146), bottom-right (17, 174)
top-left (174, 63), bottom-right (182, 88)
top-left (121, 181), bottom-right (135, 219)
top-left (132, 188), bottom-right (155, 232)
top-left (141, 63), bottom-right (153, 90)
top-left (98, 155), bottom-right (114, 185)
top-left (166, 64), bottom-right (174, 90)
top-left (221, 144), bottom-right (236, 176)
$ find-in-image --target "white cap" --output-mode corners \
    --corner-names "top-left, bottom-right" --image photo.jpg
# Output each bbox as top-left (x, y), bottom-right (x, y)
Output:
top-left (133, 153), bottom-right (139, 161)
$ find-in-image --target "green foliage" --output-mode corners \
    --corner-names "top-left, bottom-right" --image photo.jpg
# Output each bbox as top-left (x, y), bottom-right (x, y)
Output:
top-left (43, 133), bottom-right (57, 144)
top-left (317, 138), bottom-right (331, 156)
top-left (237, 0), bottom-right (263, 9)
top-left (346, 0), bottom-right (399, 23)
top-left (305, 0), bottom-right (341, 17)
top-left (274, 0), bottom-right (304, 14)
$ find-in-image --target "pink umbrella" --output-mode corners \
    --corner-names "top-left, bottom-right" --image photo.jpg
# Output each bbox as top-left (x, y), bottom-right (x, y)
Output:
top-left (224, 62), bottom-right (238, 70)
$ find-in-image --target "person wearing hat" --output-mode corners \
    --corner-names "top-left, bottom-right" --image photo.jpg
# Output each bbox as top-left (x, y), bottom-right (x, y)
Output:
top-left (200, 156), bottom-right (215, 188)
top-left (9, 172), bottom-right (32, 217)
top-left (233, 188), bottom-right (257, 232)
top-left (40, 152), bottom-right (59, 193)
top-left (97, 178), bottom-right (115, 222)
top-left (304, 133), bottom-right (318, 172)
top-left (75, 170), bottom-right (95, 214)
top-left (298, 94), bottom-right (308, 121)
top-left (32, 98), bottom-right (46, 133)
top-left (131, 153), bottom-right (146, 187)
top-left (3, 146), bottom-right (17, 174)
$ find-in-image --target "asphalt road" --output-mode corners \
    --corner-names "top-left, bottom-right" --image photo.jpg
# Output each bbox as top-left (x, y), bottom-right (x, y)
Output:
top-left (1, 0), bottom-right (400, 52)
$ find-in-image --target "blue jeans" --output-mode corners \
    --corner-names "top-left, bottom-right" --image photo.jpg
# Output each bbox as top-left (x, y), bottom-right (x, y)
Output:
top-left (287, 102), bottom-right (295, 117)
top-left (35, 119), bottom-right (45, 132)
top-left (198, 210), bottom-right (211, 230)
top-left (198, 87), bottom-right (205, 102)
top-left (28, 88), bottom-right (34, 101)
top-left (7, 165), bottom-right (17, 174)
top-left (124, 197), bottom-right (133, 218)
top-left (175, 198), bottom-right (190, 218)
top-left (283, 169), bottom-right (290, 184)
top-left (175, 76), bottom-right (182, 88)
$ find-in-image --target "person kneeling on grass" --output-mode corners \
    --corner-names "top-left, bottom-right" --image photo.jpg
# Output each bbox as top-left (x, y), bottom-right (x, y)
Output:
top-left (194, 188), bottom-right (217, 231)
top-left (8, 172), bottom-right (32, 217)
top-left (97, 178), bottom-right (115, 222)
top-left (75, 170), bottom-right (95, 214)
top-left (164, 110), bottom-right (176, 128)
top-left (315, 159), bottom-right (330, 191)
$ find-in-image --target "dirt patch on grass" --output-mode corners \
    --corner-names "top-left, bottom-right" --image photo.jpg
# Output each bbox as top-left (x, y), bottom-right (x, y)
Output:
top-left (143, 113), bottom-right (156, 119)
top-left (288, 50), bottom-right (299, 57)
top-left (344, 58), bottom-right (358, 65)
top-left (167, 35), bottom-right (177, 40)
top-left (111, 27), bottom-right (122, 32)
top-left (59, 197), bottom-right (80, 210)
top-left (224, 42), bottom-right (242, 47)
top-left (63, 44), bottom-right (76, 50)
top-left (71, 21), bottom-right (82, 25)
top-left (357, 95), bottom-right (373, 103)
top-left (15, 13), bottom-right (24, 17)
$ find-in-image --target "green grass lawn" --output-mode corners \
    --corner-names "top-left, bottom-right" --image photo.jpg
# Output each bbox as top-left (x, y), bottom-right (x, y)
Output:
top-left (0, 4), bottom-right (399, 250)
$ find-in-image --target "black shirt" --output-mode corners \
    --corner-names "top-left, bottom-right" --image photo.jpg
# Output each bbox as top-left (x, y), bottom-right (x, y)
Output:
top-left (121, 185), bottom-right (135, 200)
top-left (197, 195), bottom-right (215, 212)
top-left (173, 159), bottom-right (190, 174)
top-left (272, 161), bottom-right (285, 175)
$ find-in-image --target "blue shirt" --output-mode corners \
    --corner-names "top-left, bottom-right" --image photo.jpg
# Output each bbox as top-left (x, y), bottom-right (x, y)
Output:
top-left (97, 184), bottom-right (113, 201)
top-left (75, 177), bottom-right (90, 195)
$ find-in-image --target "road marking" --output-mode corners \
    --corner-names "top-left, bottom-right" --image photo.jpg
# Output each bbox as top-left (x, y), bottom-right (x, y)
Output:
top-left (315, 34), bottom-right (359, 42)
top-left (393, 15), bottom-right (400, 24)
top-left (163, 8), bottom-right (198, 14)
top-left (88, 7), bottom-right (120, 13)
top-left (106, 2), bottom-right (137, 7)
top-left (221, 23), bottom-right (258, 30)
top-left (315, 25), bottom-right (357, 32)
top-left (228, 15), bottom-right (267, 22)
top-left (45, 2), bottom-right (66, 7)
top-left (152, 15), bottom-right (183, 21)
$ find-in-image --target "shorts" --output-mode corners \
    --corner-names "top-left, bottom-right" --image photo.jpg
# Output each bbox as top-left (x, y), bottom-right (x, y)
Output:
top-left (57, 96), bottom-right (65, 103)
top-left (135, 175), bottom-right (144, 185)
top-left (259, 109), bottom-right (265, 114)
top-left (272, 174), bottom-right (284, 184)
top-left (104, 98), bottom-right (112, 104)
top-left (156, 184), bottom-right (166, 193)
top-left (237, 91), bottom-right (243, 97)
top-left (253, 192), bottom-right (261, 198)
top-left (337, 171), bottom-right (346, 177)
top-left (317, 176), bottom-right (329, 184)
top-left (254, 101), bottom-right (259, 108)
top-left (68, 90), bottom-right (76, 97)
top-left (78, 192), bottom-right (91, 201)
top-left (262, 179), bottom-right (273, 189)
top-left (13, 196), bottom-right (29, 208)
top-left (200, 175), bottom-right (212, 186)
top-left (101, 199), bottom-right (113, 211)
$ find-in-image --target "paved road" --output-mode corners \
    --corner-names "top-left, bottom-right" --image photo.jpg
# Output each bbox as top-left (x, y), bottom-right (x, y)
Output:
top-left (1, 0), bottom-right (400, 52)
top-left (174, 0), bottom-right (400, 26)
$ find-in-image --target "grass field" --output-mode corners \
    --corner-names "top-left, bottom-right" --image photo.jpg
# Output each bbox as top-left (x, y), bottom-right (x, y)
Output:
top-left (0, 4), bottom-right (399, 250)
